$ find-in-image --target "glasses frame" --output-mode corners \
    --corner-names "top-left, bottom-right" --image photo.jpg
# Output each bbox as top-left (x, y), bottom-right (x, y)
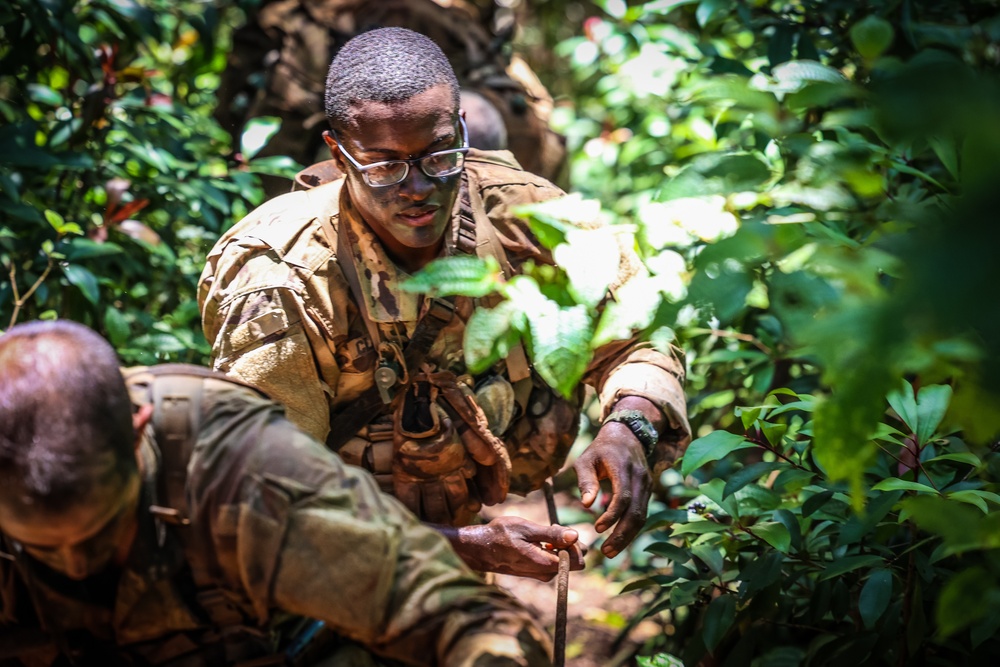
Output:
top-left (333, 117), bottom-right (470, 188)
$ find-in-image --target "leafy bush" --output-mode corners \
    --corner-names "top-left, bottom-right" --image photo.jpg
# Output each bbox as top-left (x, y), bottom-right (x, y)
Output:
top-left (419, 0), bottom-right (1000, 662)
top-left (0, 0), bottom-right (293, 363)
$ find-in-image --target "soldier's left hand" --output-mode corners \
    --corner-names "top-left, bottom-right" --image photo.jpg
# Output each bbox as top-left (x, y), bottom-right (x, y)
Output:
top-left (574, 407), bottom-right (655, 558)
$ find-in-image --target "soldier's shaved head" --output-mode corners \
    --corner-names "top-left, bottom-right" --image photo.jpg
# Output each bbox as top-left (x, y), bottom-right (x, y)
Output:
top-left (324, 27), bottom-right (460, 131)
top-left (0, 320), bottom-right (136, 511)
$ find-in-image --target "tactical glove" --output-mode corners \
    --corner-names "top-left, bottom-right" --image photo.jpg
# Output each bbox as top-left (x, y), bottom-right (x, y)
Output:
top-left (392, 370), bottom-right (511, 526)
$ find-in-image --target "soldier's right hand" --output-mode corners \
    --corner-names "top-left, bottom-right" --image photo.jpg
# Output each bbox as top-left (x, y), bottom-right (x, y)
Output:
top-left (455, 516), bottom-right (586, 582)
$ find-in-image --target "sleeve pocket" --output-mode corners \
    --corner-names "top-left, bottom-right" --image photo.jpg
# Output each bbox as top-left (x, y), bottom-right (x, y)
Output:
top-left (229, 309), bottom-right (291, 352)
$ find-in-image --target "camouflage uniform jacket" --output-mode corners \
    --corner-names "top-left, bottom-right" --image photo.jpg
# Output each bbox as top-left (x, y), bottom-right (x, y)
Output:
top-left (0, 367), bottom-right (551, 667)
top-left (199, 150), bottom-right (691, 486)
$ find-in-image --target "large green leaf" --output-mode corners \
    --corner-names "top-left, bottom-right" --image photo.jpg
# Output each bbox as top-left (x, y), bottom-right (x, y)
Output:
top-left (702, 594), bottom-right (736, 651)
top-left (870, 479), bottom-right (938, 495)
top-left (750, 521), bottom-right (791, 553)
top-left (903, 496), bottom-right (1000, 555)
top-left (914, 384), bottom-right (952, 445)
top-left (690, 542), bottom-right (725, 577)
top-left (936, 567), bottom-right (998, 638)
top-left (859, 569), bottom-right (892, 629)
top-left (659, 152), bottom-right (772, 200)
top-left (887, 380), bottom-right (919, 434)
top-left (463, 300), bottom-right (524, 374)
top-left (722, 461), bottom-right (784, 499)
top-left (524, 301), bottom-right (593, 399)
top-left (61, 264), bottom-right (99, 305)
top-left (850, 15), bottom-right (895, 60)
top-left (737, 552), bottom-right (784, 599)
top-left (400, 256), bottom-right (502, 297)
top-left (679, 430), bottom-right (756, 477)
top-left (645, 541), bottom-right (691, 562)
top-left (818, 555), bottom-right (885, 581)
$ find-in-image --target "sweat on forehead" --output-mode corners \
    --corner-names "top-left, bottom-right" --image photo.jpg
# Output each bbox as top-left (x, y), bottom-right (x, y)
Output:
top-left (324, 27), bottom-right (460, 131)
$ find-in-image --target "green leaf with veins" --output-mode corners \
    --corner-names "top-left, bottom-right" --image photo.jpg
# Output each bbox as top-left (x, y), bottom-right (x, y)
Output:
top-left (400, 256), bottom-right (502, 297)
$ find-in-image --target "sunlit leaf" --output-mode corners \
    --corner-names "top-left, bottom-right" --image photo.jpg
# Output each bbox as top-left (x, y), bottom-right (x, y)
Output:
top-left (241, 116), bottom-right (281, 160)
top-left (400, 256), bottom-right (502, 297)
top-left (871, 479), bottom-right (938, 494)
top-left (751, 521), bottom-right (791, 553)
top-left (463, 300), bottom-right (524, 374)
top-left (554, 226), bottom-right (621, 308)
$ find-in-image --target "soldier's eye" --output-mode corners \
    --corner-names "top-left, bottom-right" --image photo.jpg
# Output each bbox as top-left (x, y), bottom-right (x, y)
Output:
top-left (421, 151), bottom-right (463, 176)
top-left (366, 162), bottom-right (407, 185)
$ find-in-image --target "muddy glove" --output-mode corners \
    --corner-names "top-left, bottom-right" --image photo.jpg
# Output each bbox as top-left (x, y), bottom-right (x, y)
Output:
top-left (393, 370), bottom-right (512, 526)
top-left (393, 380), bottom-right (478, 526)
top-left (430, 370), bottom-right (512, 507)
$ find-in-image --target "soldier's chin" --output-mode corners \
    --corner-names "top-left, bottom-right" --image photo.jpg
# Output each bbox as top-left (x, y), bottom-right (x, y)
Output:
top-left (61, 553), bottom-right (116, 581)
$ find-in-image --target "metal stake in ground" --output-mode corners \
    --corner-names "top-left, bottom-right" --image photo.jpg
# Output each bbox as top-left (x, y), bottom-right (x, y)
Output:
top-left (543, 480), bottom-right (570, 667)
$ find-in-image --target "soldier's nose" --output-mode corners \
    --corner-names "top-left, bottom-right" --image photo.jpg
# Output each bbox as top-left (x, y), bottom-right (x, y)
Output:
top-left (399, 167), bottom-right (435, 200)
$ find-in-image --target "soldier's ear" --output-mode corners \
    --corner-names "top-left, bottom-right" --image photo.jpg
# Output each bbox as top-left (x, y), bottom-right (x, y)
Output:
top-left (323, 131), bottom-right (345, 169)
top-left (132, 403), bottom-right (153, 452)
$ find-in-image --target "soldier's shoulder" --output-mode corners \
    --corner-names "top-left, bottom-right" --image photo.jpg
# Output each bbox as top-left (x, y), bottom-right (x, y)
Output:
top-left (210, 180), bottom-right (343, 257)
top-left (203, 179), bottom-right (343, 290)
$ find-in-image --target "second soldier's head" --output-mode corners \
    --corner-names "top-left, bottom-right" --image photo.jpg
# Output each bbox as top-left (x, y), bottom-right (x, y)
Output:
top-left (0, 320), bottom-right (146, 580)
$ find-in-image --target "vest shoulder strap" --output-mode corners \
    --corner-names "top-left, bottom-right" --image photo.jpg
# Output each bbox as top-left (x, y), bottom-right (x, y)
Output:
top-left (145, 366), bottom-right (263, 630)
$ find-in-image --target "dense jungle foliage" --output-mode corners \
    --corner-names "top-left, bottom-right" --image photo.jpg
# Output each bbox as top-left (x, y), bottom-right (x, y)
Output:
top-left (3, 0), bottom-right (1000, 665)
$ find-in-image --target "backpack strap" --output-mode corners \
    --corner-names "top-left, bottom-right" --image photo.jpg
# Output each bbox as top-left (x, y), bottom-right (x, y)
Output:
top-left (144, 365), bottom-right (263, 629)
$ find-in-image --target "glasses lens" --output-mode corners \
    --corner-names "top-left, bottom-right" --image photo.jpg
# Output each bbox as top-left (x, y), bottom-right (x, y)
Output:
top-left (365, 162), bottom-right (408, 187)
top-left (420, 151), bottom-right (465, 178)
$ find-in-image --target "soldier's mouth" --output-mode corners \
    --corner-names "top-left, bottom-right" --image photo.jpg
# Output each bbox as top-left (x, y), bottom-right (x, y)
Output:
top-left (397, 206), bottom-right (439, 226)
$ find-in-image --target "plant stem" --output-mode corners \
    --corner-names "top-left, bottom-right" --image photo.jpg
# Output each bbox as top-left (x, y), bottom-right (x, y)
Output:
top-left (694, 327), bottom-right (774, 355)
top-left (6, 258), bottom-right (55, 330)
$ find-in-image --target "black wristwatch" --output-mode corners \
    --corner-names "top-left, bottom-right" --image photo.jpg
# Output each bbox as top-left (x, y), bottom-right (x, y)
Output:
top-left (603, 409), bottom-right (659, 457)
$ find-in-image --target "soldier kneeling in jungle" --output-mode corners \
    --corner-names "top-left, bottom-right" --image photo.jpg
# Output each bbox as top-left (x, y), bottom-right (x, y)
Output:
top-left (200, 27), bottom-right (692, 582)
top-left (0, 320), bottom-right (552, 667)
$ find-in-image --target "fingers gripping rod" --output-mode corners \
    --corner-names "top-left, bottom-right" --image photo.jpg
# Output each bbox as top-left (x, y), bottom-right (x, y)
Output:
top-left (543, 480), bottom-right (570, 667)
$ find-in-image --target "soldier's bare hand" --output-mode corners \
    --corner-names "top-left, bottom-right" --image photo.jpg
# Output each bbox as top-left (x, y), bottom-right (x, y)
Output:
top-left (574, 423), bottom-right (652, 558)
top-left (455, 516), bottom-right (585, 581)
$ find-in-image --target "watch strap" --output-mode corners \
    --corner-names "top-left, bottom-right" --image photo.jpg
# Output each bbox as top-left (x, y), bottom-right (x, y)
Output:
top-left (603, 409), bottom-right (659, 456)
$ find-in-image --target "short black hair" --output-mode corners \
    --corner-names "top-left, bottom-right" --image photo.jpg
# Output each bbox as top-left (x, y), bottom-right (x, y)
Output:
top-left (0, 320), bottom-right (136, 511)
top-left (325, 27), bottom-right (460, 130)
